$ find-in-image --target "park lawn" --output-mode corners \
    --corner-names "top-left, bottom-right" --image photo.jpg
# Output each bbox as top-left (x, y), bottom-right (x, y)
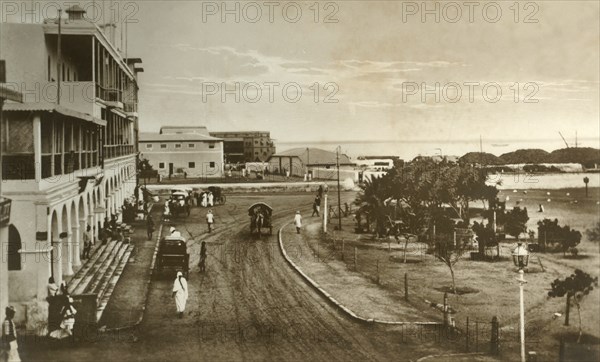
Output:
top-left (312, 187), bottom-right (600, 361)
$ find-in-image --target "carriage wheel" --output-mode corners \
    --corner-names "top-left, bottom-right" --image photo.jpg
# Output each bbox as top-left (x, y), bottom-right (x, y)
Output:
top-left (220, 195), bottom-right (226, 205)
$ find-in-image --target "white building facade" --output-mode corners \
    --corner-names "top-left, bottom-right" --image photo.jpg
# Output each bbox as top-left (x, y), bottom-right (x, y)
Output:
top-left (0, 7), bottom-right (142, 331)
top-left (139, 126), bottom-right (224, 178)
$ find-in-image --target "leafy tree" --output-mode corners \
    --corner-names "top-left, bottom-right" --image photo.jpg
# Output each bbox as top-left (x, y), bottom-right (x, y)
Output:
top-left (504, 207), bottom-right (529, 239)
top-left (472, 221), bottom-right (496, 257)
top-left (586, 222), bottom-right (600, 242)
top-left (138, 158), bottom-right (154, 171)
top-left (548, 269), bottom-right (598, 343)
top-left (560, 228), bottom-right (582, 256)
top-left (354, 176), bottom-right (390, 237)
top-left (433, 233), bottom-right (470, 295)
top-left (538, 219), bottom-right (583, 255)
top-left (459, 152), bottom-right (501, 165)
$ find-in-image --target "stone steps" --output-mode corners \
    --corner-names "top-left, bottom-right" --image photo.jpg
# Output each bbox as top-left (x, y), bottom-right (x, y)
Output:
top-left (70, 240), bottom-right (120, 295)
top-left (66, 237), bottom-right (136, 323)
top-left (96, 244), bottom-right (135, 322)
top-left (68, 241), bottom-right (114, 294)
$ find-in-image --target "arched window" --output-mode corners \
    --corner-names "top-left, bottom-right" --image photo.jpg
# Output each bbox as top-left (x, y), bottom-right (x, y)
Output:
top-left (8, 224), bottom-right (22, 271)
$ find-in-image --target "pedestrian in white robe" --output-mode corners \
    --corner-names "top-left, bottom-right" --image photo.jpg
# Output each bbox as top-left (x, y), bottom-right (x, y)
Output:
top-left (201, 193), bottom-right (208, 208)
top-left (294, 211), bottom-right (302, 234)
top-left (207, 192), bottom-right (214, 207)
top-left (172, 271), bottom-right (188, 318)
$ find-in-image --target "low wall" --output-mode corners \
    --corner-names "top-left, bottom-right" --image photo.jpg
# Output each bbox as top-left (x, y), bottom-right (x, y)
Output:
top-left (145, 181), bottom-right (350, 195)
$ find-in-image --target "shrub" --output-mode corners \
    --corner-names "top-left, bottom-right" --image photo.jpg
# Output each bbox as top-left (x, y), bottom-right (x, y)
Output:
top-left (538, 218), bottom-right (582, 255)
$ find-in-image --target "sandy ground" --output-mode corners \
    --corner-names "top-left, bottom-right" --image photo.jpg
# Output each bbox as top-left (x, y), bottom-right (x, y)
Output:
top-left (20, 192), bottom-right (466, 362)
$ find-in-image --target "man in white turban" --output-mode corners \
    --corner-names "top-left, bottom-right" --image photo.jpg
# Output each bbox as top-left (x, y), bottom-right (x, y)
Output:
top-left (172, 271), bottom-right (188, 318)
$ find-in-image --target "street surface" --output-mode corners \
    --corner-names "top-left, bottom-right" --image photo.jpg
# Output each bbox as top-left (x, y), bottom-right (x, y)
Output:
top-left (25, 193), bottom-right (460, 361)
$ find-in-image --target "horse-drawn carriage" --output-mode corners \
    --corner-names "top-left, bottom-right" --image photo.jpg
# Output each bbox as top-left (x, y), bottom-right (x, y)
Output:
top-left (248, 202), bottom-right (273, 235)
top-left (156, 235), bottom-right (190, 278)
top-left (169, 190), bottom-right (191, 217)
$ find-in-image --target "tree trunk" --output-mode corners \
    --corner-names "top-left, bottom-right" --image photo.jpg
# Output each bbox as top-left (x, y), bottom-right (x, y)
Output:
top-left (577, 304), bottom-right (583, 343)
top-left (403, 236), bottom-right (409, 263)
top-left (565, 293), bottom-right (571, 326)
top-left (450, 266), bottom-right (457, 295)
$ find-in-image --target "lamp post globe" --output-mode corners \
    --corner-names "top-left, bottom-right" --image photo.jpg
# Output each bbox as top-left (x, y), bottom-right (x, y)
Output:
top-left (512, 242), bottom-right (530, 269)
top-left (511, 242), bottom-right (529, 362)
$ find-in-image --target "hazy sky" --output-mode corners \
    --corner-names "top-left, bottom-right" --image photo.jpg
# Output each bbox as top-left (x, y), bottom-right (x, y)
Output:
top-left (4, 1), bottom-right (600, 157)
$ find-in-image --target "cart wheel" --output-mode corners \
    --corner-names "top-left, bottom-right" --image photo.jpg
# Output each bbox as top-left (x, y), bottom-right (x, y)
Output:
top-left (221, 196), bottom-right (226, 204)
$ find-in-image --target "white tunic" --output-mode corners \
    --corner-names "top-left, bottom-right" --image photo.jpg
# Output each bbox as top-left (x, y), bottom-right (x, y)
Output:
top-left (172, 277), bottom-right (188, 312)
top-left (294, 214), bottom-right (302, 228)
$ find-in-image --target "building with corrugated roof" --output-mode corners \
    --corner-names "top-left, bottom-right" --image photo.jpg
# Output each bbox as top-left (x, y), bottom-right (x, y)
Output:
top-left (268, 147), bottom-right (354, 177)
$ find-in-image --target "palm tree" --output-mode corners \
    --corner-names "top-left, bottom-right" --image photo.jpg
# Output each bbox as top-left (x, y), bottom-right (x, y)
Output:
top-left (354, 176), bottom-right (389, 237)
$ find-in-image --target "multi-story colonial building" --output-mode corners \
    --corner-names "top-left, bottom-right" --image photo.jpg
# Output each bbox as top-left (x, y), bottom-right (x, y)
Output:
top-left (0, 6), bottom-right (142, 329)
top-left (208, 131), bottom-right (275, 163)
top-left (139, 126), bottom-right (224, 178)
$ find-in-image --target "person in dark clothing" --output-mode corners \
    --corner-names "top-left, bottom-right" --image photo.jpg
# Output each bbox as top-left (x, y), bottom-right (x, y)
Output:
top-left (110, 214), bottom-right (117, 232)
top-left (198, 241), bottom-right (207, 273)
top-left (2, 306), bottom-right (20, 361)
top-left (146, 215), bottom-right (155, 240)
top-left (312, 199), bottom-right (320, 217)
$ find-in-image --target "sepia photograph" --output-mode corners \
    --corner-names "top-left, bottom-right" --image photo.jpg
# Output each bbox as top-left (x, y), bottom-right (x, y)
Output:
top-left (0, 1), bottom-right (599, 361)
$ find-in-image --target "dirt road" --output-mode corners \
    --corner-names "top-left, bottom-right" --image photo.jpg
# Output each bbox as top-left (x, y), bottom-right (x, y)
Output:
top-left (25, 193), bottom-right (460, 361)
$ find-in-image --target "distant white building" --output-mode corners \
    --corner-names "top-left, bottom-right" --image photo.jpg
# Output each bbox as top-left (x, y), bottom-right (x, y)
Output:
top-left (139, 126), bottom-right (224, 178)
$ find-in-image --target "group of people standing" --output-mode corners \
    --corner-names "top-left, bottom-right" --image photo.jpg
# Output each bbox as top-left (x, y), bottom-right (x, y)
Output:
top-left (193, 191), bottom-right (214, 208)
top-left (46, 278), bottom-right (77, 340)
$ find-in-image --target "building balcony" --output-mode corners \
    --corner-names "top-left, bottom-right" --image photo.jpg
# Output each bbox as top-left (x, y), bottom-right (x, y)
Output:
top-left (96, 84), bottom-right (123, 109)
top-left (123, 102), bottom-right (138, 117)
top-left (103, 145), bottom-right (135, 160)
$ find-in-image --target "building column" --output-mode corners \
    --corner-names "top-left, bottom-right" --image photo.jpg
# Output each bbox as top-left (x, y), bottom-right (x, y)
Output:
top-left (72, 223), bottom-right (82, 268)
top-left (0, 225), bottom-right (9, 321)
top-left (33, 114), bottom-right (42, 182)
top-left (52, 237), bottom-right (63, 285)
top-left (63, 232), bottom-right (74, 277)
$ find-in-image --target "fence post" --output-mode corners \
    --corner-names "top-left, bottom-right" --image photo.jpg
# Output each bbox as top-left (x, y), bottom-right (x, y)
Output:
top-left (353, 247), bottom-right (357, 271)
top-left (404, 273), bottom-right (408, 301)
top-left (475, 320), bottom-right (479, 352)
top-left (443, 292), bottom-right (450, 327)
top-left (491, 316), bottom-right (499, 355)
top-left (564, 294), bottom-right (571, 326)
top-left (466, 316), bottom-right (470, 352)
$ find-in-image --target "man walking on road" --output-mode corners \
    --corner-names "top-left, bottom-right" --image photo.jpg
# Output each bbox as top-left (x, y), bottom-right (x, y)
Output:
top-left (146, 215), bottom-right (155, 240)
top-left (312, 195), bottom-right (321, 217)
top-left (294, 211), bottom-right (302, 234)
top-left (198, 241), bottom-right (207, 273)
top-left (206, 210), bottom-right (215, 233)
top-left (172, 271), bottom-right (188, 318)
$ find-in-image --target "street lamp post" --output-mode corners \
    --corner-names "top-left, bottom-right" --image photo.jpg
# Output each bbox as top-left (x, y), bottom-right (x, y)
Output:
top-left (336, 146), bottom-right (342, 231)
top-left (512, 242), bottom-right (530, 362)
